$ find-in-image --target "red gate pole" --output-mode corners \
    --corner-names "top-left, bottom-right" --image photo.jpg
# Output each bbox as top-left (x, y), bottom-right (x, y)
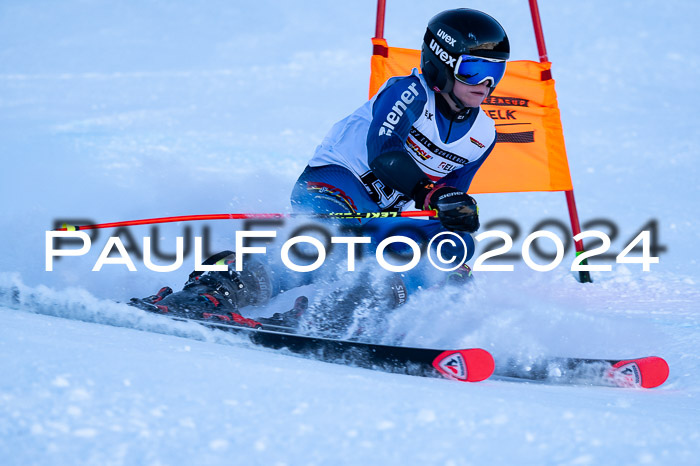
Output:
top-left (528, 0), bottom-right (592, 282)
top-left (372, 0), bottom-right (388, 58)
top-left (374, 0), bottom-right (386, 39)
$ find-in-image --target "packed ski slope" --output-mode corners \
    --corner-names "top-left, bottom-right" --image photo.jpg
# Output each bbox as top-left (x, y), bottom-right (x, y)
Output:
top-left (1, 0), bottom-right (699, 464)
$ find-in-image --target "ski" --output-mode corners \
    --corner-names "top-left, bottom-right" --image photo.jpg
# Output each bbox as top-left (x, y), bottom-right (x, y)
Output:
top-left (127, 287), bottom-right (497, 383)
top-left (130, 294), bottom-right (667, 388)
top-left (494, 355), bottom-right (669, 388)
top-left (162, 314), bottom-right (495, 383)
top-left (7, 280), bottom-right (667, 389)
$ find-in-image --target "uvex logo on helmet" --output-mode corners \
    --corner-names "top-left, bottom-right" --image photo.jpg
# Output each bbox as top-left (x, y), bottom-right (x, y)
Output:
top-left (436, 29), bottom-right (456, 46)
top-left (429, 39), bottom-right (456, 68)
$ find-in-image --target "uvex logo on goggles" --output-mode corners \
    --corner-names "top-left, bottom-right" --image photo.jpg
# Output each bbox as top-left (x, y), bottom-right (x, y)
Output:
top-left (454, 55), bottom-right (506, 87)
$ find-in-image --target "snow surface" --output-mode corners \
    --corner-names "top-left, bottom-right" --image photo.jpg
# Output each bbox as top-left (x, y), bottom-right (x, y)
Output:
top-left (1, 0), bottom-right (699, 464)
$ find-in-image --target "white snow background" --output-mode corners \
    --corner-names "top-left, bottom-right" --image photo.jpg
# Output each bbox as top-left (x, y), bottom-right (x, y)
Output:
top-left (0, 0), bottom-right (699, 464)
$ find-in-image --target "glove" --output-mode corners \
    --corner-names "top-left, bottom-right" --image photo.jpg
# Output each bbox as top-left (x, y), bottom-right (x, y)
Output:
top-left (412, 181), bottom-right (480, 232)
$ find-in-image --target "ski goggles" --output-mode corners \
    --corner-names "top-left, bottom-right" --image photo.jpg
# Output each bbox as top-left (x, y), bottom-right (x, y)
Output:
top-left (454, 55), bottom-right (507, 87)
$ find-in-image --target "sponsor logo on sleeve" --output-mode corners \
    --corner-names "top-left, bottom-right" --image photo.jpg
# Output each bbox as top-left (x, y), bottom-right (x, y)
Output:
top-left (378, 82), bottom-right (420, 137)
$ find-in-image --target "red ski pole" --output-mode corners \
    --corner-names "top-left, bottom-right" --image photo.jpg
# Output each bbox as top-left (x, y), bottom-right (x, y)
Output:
top-left (54, 210), bottom-right (438, 231)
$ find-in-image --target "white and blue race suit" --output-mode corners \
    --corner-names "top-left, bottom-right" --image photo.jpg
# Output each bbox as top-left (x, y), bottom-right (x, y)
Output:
top-left (288, 69), bottom-right (498, 294)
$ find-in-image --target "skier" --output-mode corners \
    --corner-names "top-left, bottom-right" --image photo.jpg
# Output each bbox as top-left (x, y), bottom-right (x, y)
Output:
top-left (132, 9), bottom-right (510, 333)
top-left (289, 8), bottom-right (509, 292)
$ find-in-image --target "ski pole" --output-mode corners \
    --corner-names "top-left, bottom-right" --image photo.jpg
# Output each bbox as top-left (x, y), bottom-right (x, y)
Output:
top-left (54, 210), bottom-right (438, 231)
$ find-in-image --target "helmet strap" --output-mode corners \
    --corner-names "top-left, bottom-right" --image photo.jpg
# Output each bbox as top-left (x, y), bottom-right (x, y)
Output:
top-left (436, 92), bottom-right (472, 120)
top-left (437, 75), bottom-right (469, 113)
top-left (448, 89), bottom-right (467, 111)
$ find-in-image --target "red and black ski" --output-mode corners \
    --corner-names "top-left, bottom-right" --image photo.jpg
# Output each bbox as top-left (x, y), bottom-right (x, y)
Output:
top-left (129, 293), bottom-right (667, 388)
top-left (494, 355), bottom-right (669, 388)
top-left (172, 315), bottom-right (495, 383)
top-left (151, 312), bottom-right (669, 388)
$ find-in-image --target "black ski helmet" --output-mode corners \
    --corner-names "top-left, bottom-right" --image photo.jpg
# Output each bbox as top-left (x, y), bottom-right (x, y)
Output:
top-left (421, 9), bottom-right (510, 104)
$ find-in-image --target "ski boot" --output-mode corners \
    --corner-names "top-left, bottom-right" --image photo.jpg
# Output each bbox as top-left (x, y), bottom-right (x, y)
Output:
top-left (129, 251), bottom-right (272, 329)
top-left (258, 296), bottom-right (309, 331)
